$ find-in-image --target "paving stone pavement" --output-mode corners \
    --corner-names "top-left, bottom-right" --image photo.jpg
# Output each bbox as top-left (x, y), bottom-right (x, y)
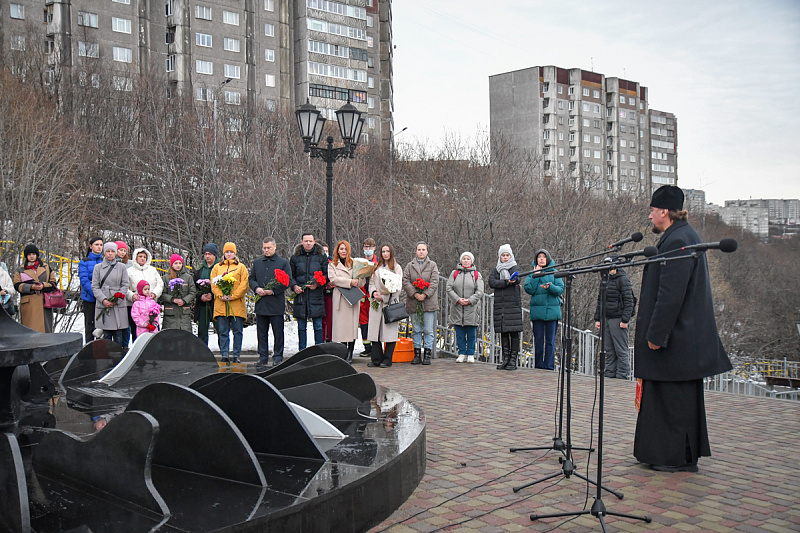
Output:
top-left (355, 357), bottom-right (800, 532)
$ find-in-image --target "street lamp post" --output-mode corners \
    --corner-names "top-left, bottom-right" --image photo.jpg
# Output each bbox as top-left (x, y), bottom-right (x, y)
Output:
top-left (295, 99), bottom-right (364, 247)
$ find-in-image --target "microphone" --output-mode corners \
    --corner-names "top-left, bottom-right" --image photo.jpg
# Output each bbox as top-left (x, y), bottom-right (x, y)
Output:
top-left (608, 232), bottom-right (643, 249)
top-left (680, 238), bottom-right (738, 253)
top-left (616, 246), bottom-right (658, 260)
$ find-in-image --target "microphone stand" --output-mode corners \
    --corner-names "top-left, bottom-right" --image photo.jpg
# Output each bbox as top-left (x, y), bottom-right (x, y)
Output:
top-left (511, 245), bottom-right (626, 500)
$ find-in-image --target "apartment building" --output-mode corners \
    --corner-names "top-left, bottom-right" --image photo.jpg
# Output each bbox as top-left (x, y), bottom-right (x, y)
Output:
top-left (683, 188), bottom-right (706, 216)
top-left (1, 0), bottom-right (394, 144)
top-left (489, 65), bottom-right (678, 198)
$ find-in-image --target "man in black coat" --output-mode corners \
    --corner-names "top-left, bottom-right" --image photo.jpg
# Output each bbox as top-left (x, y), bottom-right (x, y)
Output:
top-left (290, 233), bottom-right (327, 350)
top-left (633, 185), bottom-right (732, 473)
top-left (250, 237), bottom-right (294, 368)
top-left (594, 259), bottom-right (635, 379)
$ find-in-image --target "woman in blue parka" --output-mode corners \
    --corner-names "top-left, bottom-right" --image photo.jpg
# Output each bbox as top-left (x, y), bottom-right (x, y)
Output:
top-left (78, 236), bottom-right (104, 343)
top-left (524, 249), bottom-right (564, 370)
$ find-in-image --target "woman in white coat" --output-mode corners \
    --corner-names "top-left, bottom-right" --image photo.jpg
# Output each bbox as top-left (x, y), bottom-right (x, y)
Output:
top-left (126, 247), bottom-right (164, 344)
top-left (367, 244), bottom-right (404, 368)
top-left (328, 240), bottom-right (365, 363)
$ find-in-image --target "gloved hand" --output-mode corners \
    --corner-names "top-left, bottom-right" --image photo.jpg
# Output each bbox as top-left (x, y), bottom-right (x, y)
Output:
top-left (510, 271), bottom-right (519, 281)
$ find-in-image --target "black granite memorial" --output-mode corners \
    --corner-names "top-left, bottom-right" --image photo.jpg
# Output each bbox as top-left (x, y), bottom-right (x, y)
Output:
top-left (0, 317), bottom-right (426, 532)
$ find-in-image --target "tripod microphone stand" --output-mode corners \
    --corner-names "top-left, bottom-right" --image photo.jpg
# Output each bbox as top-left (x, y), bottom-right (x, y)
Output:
top-left (529, 258), bottom-right (655, 530)
top-left (511, 245), bottom-right (630, 499)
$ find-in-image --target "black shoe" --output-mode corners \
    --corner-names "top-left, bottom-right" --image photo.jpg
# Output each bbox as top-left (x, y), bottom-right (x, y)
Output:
top-left (360, 344), bottom-right (372, 355)
top-left (379, 362), bottom-right (392, 368)
top-left (650, 463), bottom-right (698, 473)
top-left (367, 362), bottom-right (379, 367)
top-left (233, 357), bottom-right (241, 364)
top-left (272, 359), bottom-right (283, 367)
top-left (505, 353), bottom-right (518, 371)
top-left (254, 362), bottom-right (268, 371)
top-left (411, 348), bottom-right (422, 365)
top-left (220, 357), bottom-right (230, 363)
top-left (496, 352), bottom-right (510, 370)
top-left (422, 348), bottom-right (432, 365)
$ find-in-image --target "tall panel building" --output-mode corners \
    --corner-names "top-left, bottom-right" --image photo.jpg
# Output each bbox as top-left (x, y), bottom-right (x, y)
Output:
top-left (489, 65), bottom-right (678, 198)
top-left (0, 0), bottom-right (393, 145)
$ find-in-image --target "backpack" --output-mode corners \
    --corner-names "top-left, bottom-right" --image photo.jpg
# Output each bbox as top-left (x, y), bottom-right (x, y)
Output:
top-left (453, 269), bottom-right (479, 287)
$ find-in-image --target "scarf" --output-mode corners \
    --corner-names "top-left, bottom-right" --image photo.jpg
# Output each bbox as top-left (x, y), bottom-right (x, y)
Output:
top-left (25, 261), bottom-right (41, 271)
top-left (496, 254), bottom-right (517, 281)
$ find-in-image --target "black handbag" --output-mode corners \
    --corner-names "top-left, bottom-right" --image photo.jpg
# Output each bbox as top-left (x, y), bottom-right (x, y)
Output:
top-left (382, 301), bottom-right (409, 324)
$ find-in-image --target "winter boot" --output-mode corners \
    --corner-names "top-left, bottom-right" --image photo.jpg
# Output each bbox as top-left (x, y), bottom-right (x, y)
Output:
top-left (455, 354), bottom-right (466, 363)
top-left (360, 341), bottom-right (372, 357)
top-left (505, 351), bottom-right (518, 371)
top-left (411, 348), bottom-right (422, 365)
top-left (422, 348), bottom-right (432, 365)
top-left (496, 336), bottom-right (511, 370)
top-left (345, 342), bottom-right (355, 364)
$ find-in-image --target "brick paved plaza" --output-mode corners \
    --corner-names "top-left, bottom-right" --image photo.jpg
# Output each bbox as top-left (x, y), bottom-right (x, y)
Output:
top-left (358, 357), bottom-right (800, 532)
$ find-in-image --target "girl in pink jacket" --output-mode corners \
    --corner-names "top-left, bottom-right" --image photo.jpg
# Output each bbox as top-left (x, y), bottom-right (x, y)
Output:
top-left (130, 280), bottom-right (161, 336)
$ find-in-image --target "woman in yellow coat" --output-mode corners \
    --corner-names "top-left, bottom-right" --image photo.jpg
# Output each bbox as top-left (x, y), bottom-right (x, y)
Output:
top-left (13, 244), bottom-right (58, 333)
top-left (328, 240), bottom-right (365, 363)
top-left (210, 242), bottom-right (249, 363)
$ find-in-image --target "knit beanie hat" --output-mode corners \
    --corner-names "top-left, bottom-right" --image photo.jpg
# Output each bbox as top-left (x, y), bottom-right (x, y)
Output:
top-left (498, 244), bottom-right (513, 257)
top-left (223, 242), bottom-right (237, 254)
top-left (459, 251), bottom-right (474, 265)
top-left (203, 243), bottom-right (219, 257)
top-left (24, 244), bottom-right (39, 258)
top-left (115, 241), bottom-right (128, 251)
top-left (137, 279), bottom-right (150, 296)
top-left (103, 242), bottom-right (118, 254)
top-left (170, 254), bottom-right (184, 268)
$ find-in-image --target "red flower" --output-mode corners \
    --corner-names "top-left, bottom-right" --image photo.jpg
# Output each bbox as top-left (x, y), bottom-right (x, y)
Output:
top-left (313, 271), bottom-right (326, 286)
top-left (412, 278), bottom-right (430, 291)
top-left (113, 292), bottom-right (125, 299)
top-left (275, 269), bottom-right (290, 287)
top-left (147, 324), bottom-right (156, 332)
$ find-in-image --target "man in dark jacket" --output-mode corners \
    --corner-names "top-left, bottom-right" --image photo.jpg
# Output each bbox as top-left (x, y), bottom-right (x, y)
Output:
top-left (594, 258), bottom-right (635, 379)
top-left (250, 237), bottom-right (293, 367)
top-left (633, 185), bottom-right (732, 473)
top-left (193, 243), bottom-right (219, 347)
top-left (290, 233), bottom-right (327, 351)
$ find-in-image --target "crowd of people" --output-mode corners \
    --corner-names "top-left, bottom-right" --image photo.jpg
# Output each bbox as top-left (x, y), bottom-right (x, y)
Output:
top-left (0, 186), bottom-right (733, 473)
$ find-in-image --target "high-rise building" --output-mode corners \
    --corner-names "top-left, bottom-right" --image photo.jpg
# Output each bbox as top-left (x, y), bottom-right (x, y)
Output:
top-left (683, 189), bottom-right (706, 216)
top-left (1, 0), bottom-right (394, 145)
top-left (725, 199), bottom-right (800, 225)
top-left (489, 65), bottom-right (678, 198)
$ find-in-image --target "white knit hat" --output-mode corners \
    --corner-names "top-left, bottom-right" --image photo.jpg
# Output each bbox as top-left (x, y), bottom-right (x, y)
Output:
top-left (498, 244), bottom-right (513, 257)
top-left (459, 251), bottom-right (474, 264)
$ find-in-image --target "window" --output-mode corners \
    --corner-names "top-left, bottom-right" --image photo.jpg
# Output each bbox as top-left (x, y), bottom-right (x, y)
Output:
top-left (629, 97), bottom-right (635, 105)
top-left (227, 117), bottom-right (241, 131)
top-left (568, 117), bottom-right (575, 126)
top-left (569, 147), bottom-right (576, 156)
top-left (558, 101), bottom-right (564, 110)
top-left (558, 116), bottom-right (564, 125)
top-left (223, 10), bottom-right (239, 25)
top-left (266, 99), bottom-right (277, 112)
top-left (196, 5), bottom-right (212, 20)
top-left (224, 64), bottom-right (240, 78)
top-left (594, 150), bottom-right (601, 159)
top-left (569, 132), bottom-right (575, 142)
top-left (593, 135), bottom-right (601, 143)
top-left (619, 110), bottom-right (626, 118)
top-left (583, 87), bottom-right (590, 96)
top-left (631, 169), bottom-right (636, 177)
top-left (558, 85), bottom-right (563, 94)
top-left (265, 48), bottom-right (274, 61)
top-left (630, 126), bottom-right (636, 134)
top-left (619, 95), bottom-right (625, 103)
top-left (620, 140), bottom-right (627, 148)
top-left (264, 0), bottom-right (274, 10)
top-left (366, 15), bottom-right (373, 27)
top-left (583, 103), bottom-right (590, 112)
top-left (112, 76), bottom-right (133, 91)
top-left (368, 57), bottom-right (374, 68)
top-left (583, 148), bottom-right (591, 157)
top-left (367, 35), bottom-right (373, 46)
top-left (113, 0), bottom-right (130, 4)
top-left (542, 82), bottom-right (549, 92)
top-left (542, 130), bottom-right (550, 140)
top-left (165, 54), bottom-right (175, 72)
top-left (79, 71), bottom-right (100, 88)
top-left (568, 86), bottom-right (574, 95)
top-left (593, 90), bottom-right (600, 98)
top-left (583, 118), bottom-right (590, 127)
top-left (558, 132), bottom-right (564, 141)
top-left (10, 35), bottom-right (25, 50)
top-left (112, 17), bottom-right (132, 33)
top-left (265, 73), bottom-right (276, 86)
top-left (630, 112), bottom-right (636, 121)
top-left (113, 46), bottom-right (132, 62)
top-left (630, 155), bottom-right (637, 163)
top-left (224, 90), bottom-right (241, 105)
top-left (368, 96), bottom-right (374, 109)
top-left (558, 147), bottom-right (564, 156)
top-left (583, 133), bottom-right (590, 142)
top-left (594, 166), bottom-right (600, 174)
top-left (265, 23), bottom-right (275, 36)
top-left (621, 154), bottom-right (627, 162)
top-left (224, 38), bottom-right (240, 52)
top-left (166, 27), bottom-right (175, 44)
top-left (78, 11), bottom-right (98, 28)
top-left (593, 104), bottom-right (600, 113)
top-left (196, 87), bottom-right (213, 101)
top-left (196, 33), bottom-right (212, 47)
top-left (593, 119), bottom-right (600, 128)
top-left (568, 101), bottom-right (574, 111)
top-left (368, 76), bottom-right (374, 88)
top-left (196, 60), bottom-right (213, 75)
top-left (629, 141), bottom-right (635, 149)
top-left (44, 5), bottom-right (53, 24)
top-left (620, 125), bottom-right (626, 133)
top-left (10, 4), bottom-right (24, 19)
top-left (368, 117), bottom-right (375, 129)
top-left (165, 0), bottom-right (174, 16)
top-left (78, 41), bottom-right (99, 58)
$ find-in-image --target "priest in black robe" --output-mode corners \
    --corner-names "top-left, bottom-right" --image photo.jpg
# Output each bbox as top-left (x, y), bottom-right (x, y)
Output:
top-left (633, 185), bottom-right (732, 472)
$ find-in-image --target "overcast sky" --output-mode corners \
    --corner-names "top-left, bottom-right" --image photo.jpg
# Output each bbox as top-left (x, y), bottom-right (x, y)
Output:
top-left (391, 0), bottom-right (800, 205)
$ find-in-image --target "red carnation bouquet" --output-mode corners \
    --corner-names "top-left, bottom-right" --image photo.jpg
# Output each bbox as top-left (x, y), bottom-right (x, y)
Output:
top-left (412, 278), bottom-right (430, 322)
top-left (96, 292), bottom-right (126, 320)
top-left (254, 269), bottom-right (290, 303)
top-left (305, 270), bottom-right (326, 289)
